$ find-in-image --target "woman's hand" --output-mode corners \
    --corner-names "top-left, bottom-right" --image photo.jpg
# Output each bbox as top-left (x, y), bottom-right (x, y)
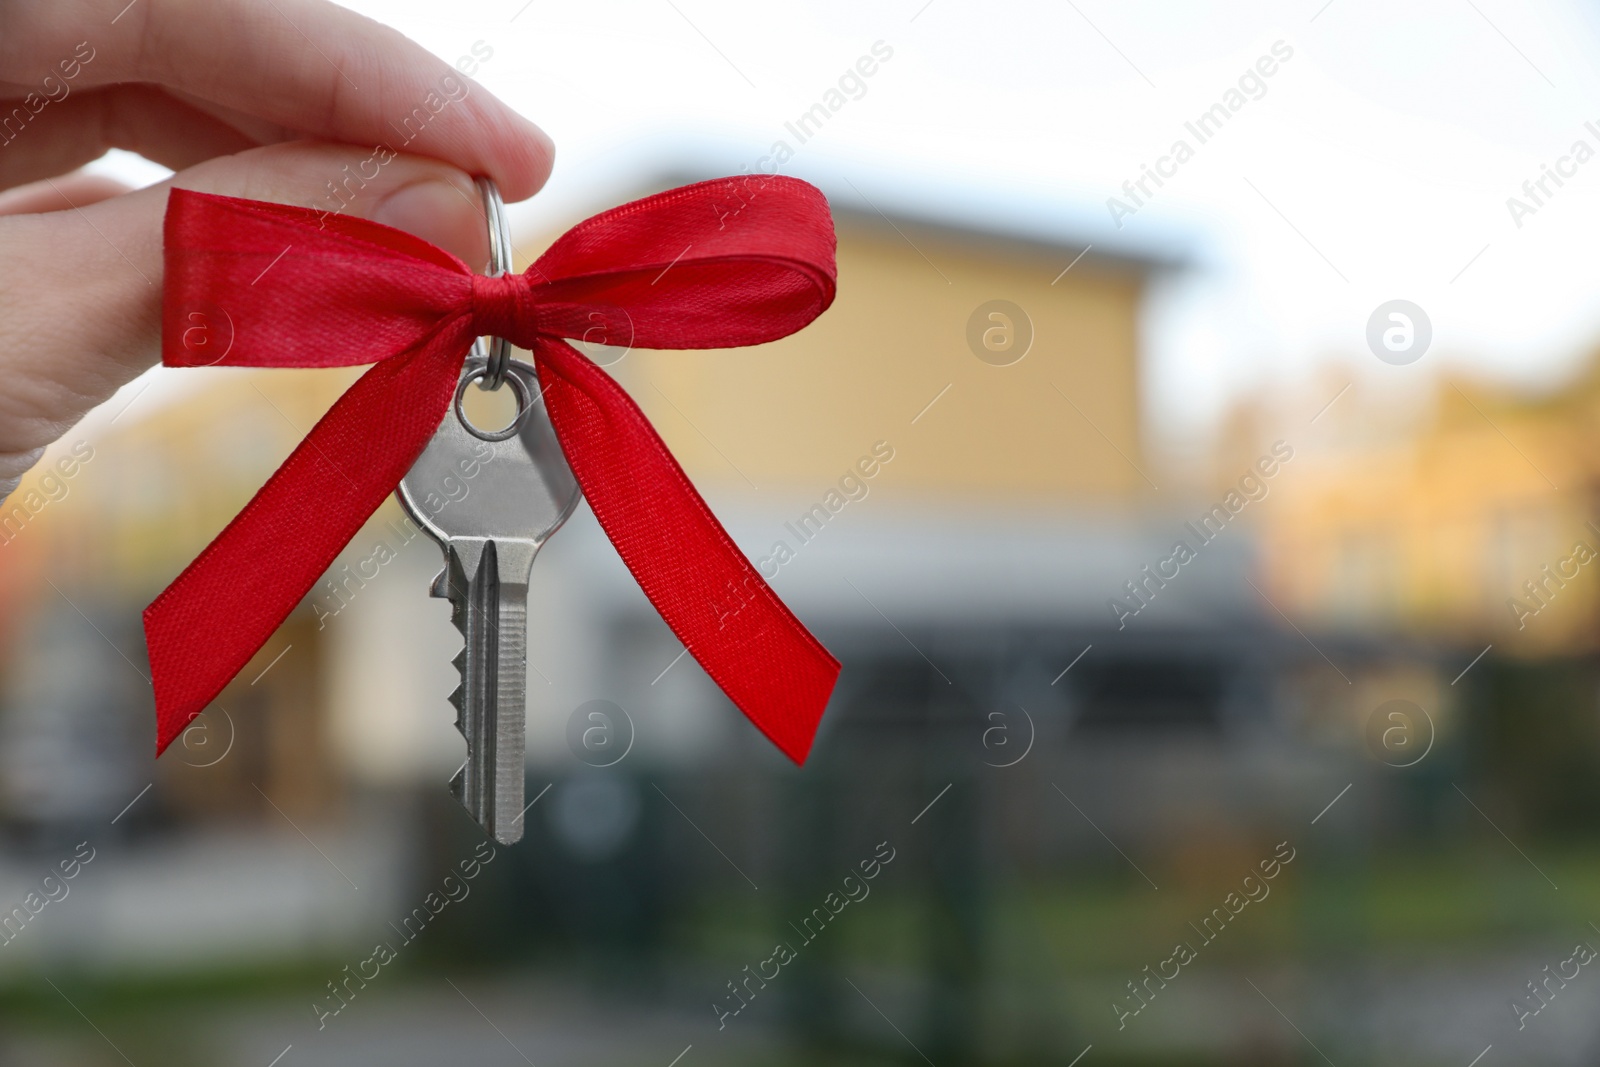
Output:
top-left (0, 0), bottom-right (554, 496)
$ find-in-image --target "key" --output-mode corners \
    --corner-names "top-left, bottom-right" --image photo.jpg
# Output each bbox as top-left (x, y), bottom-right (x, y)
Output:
top-left (396, 347), bottom-right (580, 843)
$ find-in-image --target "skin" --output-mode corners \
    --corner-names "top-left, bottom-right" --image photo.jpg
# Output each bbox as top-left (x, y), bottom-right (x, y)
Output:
top-left (0, 0), bottom-right (555, 496)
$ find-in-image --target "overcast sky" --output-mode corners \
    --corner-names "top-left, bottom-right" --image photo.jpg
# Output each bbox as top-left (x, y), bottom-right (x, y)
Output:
top-left (97, 0), bottom-right (1600, 449)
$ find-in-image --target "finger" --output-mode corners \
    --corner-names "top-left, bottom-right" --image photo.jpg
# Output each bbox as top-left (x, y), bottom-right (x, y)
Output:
top-left (0, 85), bottom-right (295, 147)
top-left (162, 87), bottom-right (297, 146)
top-left (1, 0), bottom-right (554, 201)
top-left (0, 171), bottom-right (128, 214)
top-left (0, 141), bottom-right (490, 472)
top-left (0, 86), bottom-right (261, 192)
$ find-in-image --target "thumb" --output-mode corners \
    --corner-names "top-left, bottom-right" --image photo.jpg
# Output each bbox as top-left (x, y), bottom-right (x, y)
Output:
top-left (0, 141), bottom-right (493, 494)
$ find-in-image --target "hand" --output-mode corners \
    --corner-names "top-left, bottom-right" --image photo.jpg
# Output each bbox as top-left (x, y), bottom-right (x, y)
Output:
top-left (0, 0), bottom-right (555, 497)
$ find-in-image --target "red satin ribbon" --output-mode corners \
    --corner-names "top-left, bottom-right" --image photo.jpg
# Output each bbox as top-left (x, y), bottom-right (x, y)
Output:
top-left (144, 176), bottom-right (841, 763)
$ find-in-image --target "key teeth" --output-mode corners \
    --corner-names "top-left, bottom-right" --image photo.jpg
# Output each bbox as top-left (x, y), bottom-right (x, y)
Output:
top-left (448, 578), bottom-right (469, 742)
top-left (449, 763), bottom-right (466, 803)
top-left (448, 684), bottom-right (465, 733)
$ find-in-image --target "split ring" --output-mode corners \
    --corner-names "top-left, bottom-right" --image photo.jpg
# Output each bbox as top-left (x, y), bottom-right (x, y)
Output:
top-left (474, 175), bottom-right (514, 391)
top-left (455, 362), bottom-right (530, 442)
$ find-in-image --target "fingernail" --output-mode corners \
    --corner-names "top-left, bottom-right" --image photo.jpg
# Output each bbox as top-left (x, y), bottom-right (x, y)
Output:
top-left (374, 179), bottom-right (489, 268)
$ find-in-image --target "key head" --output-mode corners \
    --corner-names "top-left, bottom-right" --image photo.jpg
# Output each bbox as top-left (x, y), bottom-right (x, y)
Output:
top-left (397, 354), bottom-right (580, 546)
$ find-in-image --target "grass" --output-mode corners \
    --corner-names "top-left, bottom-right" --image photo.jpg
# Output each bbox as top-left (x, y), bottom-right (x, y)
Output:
top-left (2, 843), bottom-right (1594, 1065)
top-left (672, 841), bottom-right (1600, 974)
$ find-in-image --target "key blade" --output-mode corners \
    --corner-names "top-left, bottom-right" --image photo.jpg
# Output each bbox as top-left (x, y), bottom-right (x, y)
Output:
top-left (442, 538), bottom-right (533, 844)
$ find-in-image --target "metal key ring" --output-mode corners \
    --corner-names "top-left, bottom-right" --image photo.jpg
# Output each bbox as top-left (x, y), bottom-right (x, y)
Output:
top-left (455, 358), bottom-right (530, 442)
top-left (475, 176), bottom-right (514, 391)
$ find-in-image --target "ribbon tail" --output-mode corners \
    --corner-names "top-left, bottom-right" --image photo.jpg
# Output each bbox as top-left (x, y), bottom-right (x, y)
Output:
top-left (143, 328), bottom-right (471, 753)
top-left (533, 338), bottom-right (840, 763)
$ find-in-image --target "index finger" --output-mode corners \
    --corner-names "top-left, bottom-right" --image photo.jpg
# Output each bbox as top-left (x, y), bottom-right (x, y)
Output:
top-left (2, 0), bottom-right (553, 200)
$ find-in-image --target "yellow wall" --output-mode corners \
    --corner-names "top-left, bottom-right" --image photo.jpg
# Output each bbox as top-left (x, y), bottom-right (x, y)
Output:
top-left (1260, 382), bottom-right (1600, 654)
top-left (611, 216), bottom-right (1151, 505)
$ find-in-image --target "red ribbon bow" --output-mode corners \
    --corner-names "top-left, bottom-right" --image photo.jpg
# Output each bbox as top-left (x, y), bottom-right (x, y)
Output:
top-left (145, 176), bottom-right (841, 763)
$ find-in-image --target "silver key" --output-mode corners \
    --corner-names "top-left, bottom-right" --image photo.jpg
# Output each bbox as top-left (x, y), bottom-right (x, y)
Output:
top-left (397, 349), bottom-right (580, 843)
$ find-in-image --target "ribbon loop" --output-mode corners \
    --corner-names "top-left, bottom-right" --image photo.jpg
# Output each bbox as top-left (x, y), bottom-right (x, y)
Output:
top-left (147, 176), bottom-right (842, 765)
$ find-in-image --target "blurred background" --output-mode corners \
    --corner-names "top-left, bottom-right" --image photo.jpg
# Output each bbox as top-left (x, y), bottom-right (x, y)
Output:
top-left (7, 0), bottom-right (1600, 1063)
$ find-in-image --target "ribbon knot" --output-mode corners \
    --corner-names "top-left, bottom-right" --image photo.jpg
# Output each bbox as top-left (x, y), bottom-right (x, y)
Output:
top-left (470, 272), bottom-right (537, 346)
top-left (147, 176), bottom-right (842, 765)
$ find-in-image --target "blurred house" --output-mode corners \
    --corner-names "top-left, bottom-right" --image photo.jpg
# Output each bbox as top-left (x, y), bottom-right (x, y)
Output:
top-left (0, 176), bottom-right (1404, 834)
top-left (1256, 359), bottom-right (1600, 657)
top-left (0, 176), bottom-right (1377, 982)
top-left (315, 182), bottom-right (1280, 794)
